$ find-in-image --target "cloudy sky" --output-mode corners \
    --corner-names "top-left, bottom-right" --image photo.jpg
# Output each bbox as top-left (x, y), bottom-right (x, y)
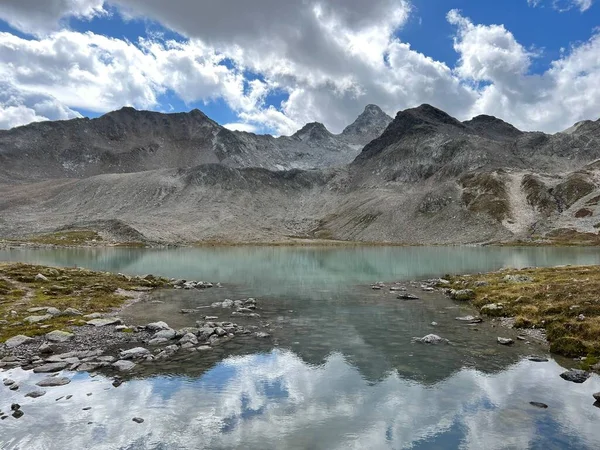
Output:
top-left (0, 0), bottom-right (598, 135)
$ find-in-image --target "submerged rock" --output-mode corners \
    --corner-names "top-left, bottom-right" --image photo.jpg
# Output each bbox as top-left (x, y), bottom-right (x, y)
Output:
top-left (497, 337), bottom-right (514, 345)
top-left (25, 390), bottom-right (46, 398)
top-left (455, 316), bottom-right (483, 323)
top-left (528, 357), bottom-right (549, 362)
top-left (413, 334), bottom-right (449, 344)
top-left (132, 417), bottom-right (145, 424)
top-left (36, 377), bottom-right (71, 387)
top-left (529, 402), bottom-right (548, 409)
top-left (398, 293), bottom-right (419, 300)
top-left (560, 369), bottom-right (590, 384)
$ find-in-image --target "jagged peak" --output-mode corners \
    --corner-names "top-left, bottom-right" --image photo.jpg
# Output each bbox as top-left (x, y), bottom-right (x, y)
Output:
top-left (292, 122), bottom-right (331, 140)
top-left (399, 104), bottom-right (465, 127)
top-left (342, 104), bottom-right (392, 138)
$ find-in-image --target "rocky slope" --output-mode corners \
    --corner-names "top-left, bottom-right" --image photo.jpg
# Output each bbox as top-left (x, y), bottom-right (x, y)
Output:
top-left (0, 105), bottom-right (392, 183)
top-left (1, 104), bottom-right (600, 245)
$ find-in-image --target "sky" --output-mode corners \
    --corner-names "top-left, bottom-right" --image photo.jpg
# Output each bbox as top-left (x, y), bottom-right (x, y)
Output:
top-left (0, 0), bottom-right (598, 135)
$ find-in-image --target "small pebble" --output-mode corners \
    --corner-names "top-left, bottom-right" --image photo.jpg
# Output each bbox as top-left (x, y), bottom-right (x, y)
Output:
top-left (530, 402), bottom-right (548, 409)
top-left (132, 417), bottom-right (144, 424)
top-left (82, 407), bottom-right (92, 411)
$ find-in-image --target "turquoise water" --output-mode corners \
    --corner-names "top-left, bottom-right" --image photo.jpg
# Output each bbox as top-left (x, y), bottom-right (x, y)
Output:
top-left (1, 246), bottom-right (600, 449)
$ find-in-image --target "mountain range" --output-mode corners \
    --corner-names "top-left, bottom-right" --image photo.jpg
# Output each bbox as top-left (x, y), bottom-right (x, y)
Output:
top-left (1, 103), bottom-right (599, 245)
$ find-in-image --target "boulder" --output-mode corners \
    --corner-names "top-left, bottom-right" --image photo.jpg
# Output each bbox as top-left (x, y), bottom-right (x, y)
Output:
top-left (455, 316), bottom-right (483, 323)
top-left (112, 360), bottom-right (136, 372)
top-left (153, 329), bottom-right (176, 340)
top-left (35, 274), bottom-right (49, 282)
top-left (146, 321), bottom-right (170, 332)
top-left (560, 369), bottom-right (590, 384)
top-left (36, 377), bottom-right (71, 387)
top-left (413, 334), bottom-right (449, 344)
top-left (503, 274), bottom-right (533, 283)
top-left (33, 362), bottom-right (68, 373)
top-left (45, 330), bottom-right (74, 343)
top-left (87, 318), bottom-right (122, 327)
top-left (62, 308), bottom-right (83, 317)
top-left (25, 390), bottom-right (46, 398)
top-left (481, 303), bottom-right (503, 314)
top-left (497, 337), bottom-right (514, 345)
top-left (119, 347), bottom-right (151, 360)
top-left (24, 314), bottom-right (52, 324)
top-left (450, 289), bottom-right (476, 301)
top-left (179, 333), bottom-right (198, 346)
top-left (5, 335), bottom-right (34, 348)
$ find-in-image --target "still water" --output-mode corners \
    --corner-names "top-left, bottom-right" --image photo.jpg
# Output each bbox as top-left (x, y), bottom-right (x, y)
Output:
top-left (1, 246), bottom-right (600, 449)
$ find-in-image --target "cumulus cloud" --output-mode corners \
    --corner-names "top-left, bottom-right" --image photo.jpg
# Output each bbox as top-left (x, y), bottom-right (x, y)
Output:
top-left (449, 10), bottom-right (600, 132)
top-left (0, 1), bottom-right (598, 135)
top-left (0, 0), bottom-right (105, 35)
top-left (0, 81), bottom-right (81, 129)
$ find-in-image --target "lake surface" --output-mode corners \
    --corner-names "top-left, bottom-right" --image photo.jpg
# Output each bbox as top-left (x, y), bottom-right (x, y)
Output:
top-left (2, 246), bottom-right (600, 449)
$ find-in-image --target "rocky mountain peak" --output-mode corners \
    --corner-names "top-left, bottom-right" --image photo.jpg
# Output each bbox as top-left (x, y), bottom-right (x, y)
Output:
top-left (341, 104), bottom-right (392, 145)
top-left (292, 122), bottom-right (332, 141)
top-left (463, 114), bottom-right (523, 141)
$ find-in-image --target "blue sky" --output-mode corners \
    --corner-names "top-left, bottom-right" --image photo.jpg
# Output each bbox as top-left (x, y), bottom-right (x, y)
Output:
top-left (0, 0), bottom-right (598, 135)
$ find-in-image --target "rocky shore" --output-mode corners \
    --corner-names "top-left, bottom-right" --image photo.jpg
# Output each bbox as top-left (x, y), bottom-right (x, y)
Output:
top-left (0, 263), bottom-right (273, 377)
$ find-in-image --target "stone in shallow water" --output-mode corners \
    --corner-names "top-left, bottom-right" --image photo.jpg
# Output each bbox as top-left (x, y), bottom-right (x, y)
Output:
top-left (497, 337), bottom-right (514, 346)
top-left (25, 390), bottom-right (46, 398)
top-left (413, 334), bottom-right (448, 344)
top-left (33, 362), bottom-right (68, 373)
top-left (530, 402), bottom-right (548, 409)
top-left (36, 377), bottom-right (71, 387)
top-left (112, 360), bottom-right (136, 372)
top-left (119, 347), bottom-right (150, 360)
top-left (560, 369), bottom-right (590, 384)
top-left (528, 357), bottom-right (549, 363)
top-left (132, 417), bottom-right (144, 424)
top-left (398, 293), bottom-right (419, 300)
top-left (455, 316), bottom-right (482, 323)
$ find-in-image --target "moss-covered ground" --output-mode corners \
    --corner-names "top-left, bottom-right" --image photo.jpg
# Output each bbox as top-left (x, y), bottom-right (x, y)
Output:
top-left (444, 265), bottom-right (600, 359)
top-left (0, 263), bottom-right (168, 343)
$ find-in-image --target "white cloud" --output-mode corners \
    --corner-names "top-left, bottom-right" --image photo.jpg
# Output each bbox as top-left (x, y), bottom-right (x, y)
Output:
top-left (223, 123), bottom-right (259, 133)
top-left (449, 10), bottom-right (600, 132)
top-left (0, 81), bottom-right (81, 129)
top-left (528, 0), bottom-right (595, 12)
top-left (0, 1), bottom-right (598, 136)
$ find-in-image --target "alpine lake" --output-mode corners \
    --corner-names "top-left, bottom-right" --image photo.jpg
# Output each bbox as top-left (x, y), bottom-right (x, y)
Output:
top-left (1, 245), bottom-right (600, 450)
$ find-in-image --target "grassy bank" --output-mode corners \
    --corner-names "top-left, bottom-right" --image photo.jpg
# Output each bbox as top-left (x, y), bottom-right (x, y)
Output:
top-left (444, 265), bottom-right (600, 358)
top-left (0, 230), bottom-right (149, 248)
top-left (0, 263), bottom-right (168, 343)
